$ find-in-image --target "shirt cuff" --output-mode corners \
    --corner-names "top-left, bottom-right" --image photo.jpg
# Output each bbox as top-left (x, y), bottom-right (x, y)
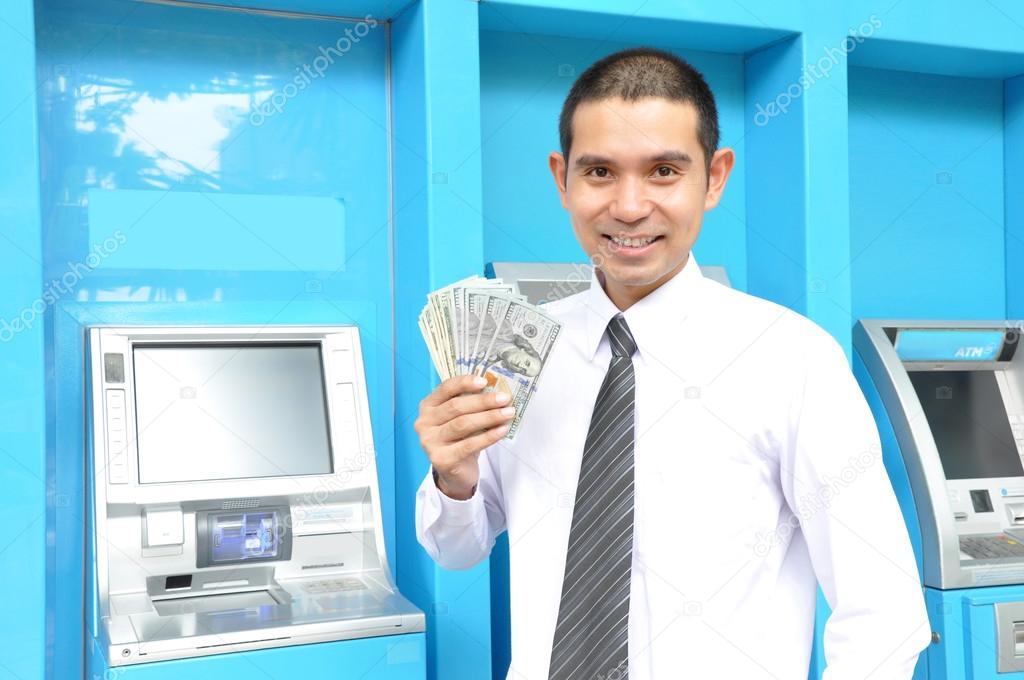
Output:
top-left (430, 466), bottom-right (482, 527)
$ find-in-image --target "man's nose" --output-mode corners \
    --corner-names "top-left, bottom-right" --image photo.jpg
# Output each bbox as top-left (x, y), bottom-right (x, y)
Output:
top-left (608, 176), bottom-right (653, 225)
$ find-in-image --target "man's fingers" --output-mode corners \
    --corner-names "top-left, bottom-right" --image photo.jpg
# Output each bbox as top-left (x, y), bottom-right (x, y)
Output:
top-left (449, 422), bottom-right (511, 458)
top-left (442, 407), bottom-right (516, 443)
top-left (436, 391), bottom-right (510, 424)
top-left (421, 374), bottom-right (486, 408)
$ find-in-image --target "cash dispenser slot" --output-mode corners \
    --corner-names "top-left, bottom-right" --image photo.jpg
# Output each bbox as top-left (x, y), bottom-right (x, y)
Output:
top-left (147, 566), bottom-right (282, 616)
top-left (1008, 503), bottom-right (1024, 526)
top-left (152, 590), bottom-right (280, 617)
top-left (996, 603), bottom-right (1024, 672)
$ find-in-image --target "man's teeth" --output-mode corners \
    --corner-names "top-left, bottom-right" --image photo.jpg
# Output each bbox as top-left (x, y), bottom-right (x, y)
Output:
top-left (611, 236), bottom-right (655, 247)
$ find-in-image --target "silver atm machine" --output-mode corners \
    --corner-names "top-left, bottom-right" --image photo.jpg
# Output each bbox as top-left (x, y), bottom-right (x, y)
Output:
top-left (86, 325), bottom-right (424, 672)
top-left (855, 320), bottom-right (1024, 678)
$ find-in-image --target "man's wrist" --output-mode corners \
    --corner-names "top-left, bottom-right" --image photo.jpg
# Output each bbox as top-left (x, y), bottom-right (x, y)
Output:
top-left (433, 467), bottom-right (476, 500)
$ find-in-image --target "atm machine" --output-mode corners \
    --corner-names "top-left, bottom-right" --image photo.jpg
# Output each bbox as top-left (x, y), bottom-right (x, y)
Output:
top-left (855, 320), bottom-right (1024, 678)
top-left (86, 325), bottom-right (425, 677)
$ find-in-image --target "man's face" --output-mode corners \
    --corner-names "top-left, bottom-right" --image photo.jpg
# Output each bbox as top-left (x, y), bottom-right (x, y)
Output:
top-left (548, 97), bottom-right (734, 308)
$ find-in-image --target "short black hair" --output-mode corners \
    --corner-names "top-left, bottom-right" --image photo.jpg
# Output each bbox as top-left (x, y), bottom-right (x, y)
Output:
top-left (558, 47), bottom-right (720, 174)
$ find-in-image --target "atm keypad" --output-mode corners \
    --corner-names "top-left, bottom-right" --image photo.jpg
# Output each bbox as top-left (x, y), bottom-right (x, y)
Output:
top-left (960, 534), bottom-right (1024, 560)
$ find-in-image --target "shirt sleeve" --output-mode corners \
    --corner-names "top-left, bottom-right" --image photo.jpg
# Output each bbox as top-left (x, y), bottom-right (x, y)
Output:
top-left (780, 332), bottom-right (931, 679)
top-left (415, 445), bottom-right (507, 570)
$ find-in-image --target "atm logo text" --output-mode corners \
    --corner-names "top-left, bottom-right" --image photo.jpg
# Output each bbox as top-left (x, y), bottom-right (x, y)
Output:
top-left (954, 345), bottom-right (996, 359)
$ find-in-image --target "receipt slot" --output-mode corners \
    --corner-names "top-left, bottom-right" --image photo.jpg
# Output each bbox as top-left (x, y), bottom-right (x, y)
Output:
top-left (85, 326), bottom-right (425, 677)
top-left (855, 320), bottom-right (1024, 678)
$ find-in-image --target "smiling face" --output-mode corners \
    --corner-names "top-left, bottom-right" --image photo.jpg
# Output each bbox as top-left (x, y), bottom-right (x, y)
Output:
top-left (549, 96), bottom-right (734, 310)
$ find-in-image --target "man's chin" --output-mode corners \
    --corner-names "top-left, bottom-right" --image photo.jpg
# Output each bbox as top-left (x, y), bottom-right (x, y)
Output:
top-left (599, 266), bottom-right (665, 289)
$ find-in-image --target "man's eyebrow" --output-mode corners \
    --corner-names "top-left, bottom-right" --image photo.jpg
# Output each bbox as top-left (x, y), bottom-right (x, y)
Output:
top-left (573, 151), bottom-right (694, 167)
top-left (650, 151), bottom-right (693, 164)
top-left (573, 154), bottom-right (612, 167)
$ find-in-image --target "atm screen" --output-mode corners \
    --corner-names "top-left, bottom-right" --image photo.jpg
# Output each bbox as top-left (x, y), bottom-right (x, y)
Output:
top-left (133, 344), bottom-right (333, 484)
top-left (909, 370), bottom-right (1023, 480)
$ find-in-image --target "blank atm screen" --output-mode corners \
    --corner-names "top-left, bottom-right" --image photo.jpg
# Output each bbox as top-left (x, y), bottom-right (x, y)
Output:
top-left (909, 370), bottom-right (1022, 480)
top-left (133, 344), bottom-right (333, 484)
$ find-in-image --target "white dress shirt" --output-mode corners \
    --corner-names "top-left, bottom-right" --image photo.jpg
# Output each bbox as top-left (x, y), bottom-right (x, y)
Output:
top-left (416, 255), bottom-right (930, 679)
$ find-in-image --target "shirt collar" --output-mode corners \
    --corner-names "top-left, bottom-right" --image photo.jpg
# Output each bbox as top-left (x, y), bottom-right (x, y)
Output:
top-left (582, 253), bottom-right (705, 362)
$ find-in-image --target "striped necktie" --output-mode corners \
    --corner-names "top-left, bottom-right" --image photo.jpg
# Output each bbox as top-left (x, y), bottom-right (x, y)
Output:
top-left (548, 313), bottom-right (637, 680)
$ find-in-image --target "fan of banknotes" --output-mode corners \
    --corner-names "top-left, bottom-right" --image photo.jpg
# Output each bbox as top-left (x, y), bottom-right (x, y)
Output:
top-left (419, 277), bottom-right (562, 439)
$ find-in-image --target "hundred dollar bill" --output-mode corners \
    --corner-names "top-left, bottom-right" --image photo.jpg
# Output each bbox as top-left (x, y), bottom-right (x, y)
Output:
top-left (465, 287), bottom-right (512, 374)
top-left (474, 297), bottom-right (533, 373)
top-left (428, 276), bottom-right (481, 378)
top-left (419, 304), bottom-right (448, 380)
top-left (473, 298), bottom-right (560, 439)
top-left (427, 290), bottom-right (453, 377)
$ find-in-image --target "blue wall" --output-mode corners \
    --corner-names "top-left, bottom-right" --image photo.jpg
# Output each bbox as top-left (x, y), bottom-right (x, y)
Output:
top-left (849, 66), bottom-right (1006, 319)
top-left (1, 1), bottom-right (1023, 679)
top-left (1008, 74), bottom-right (1024, 321)
top-left (392, 2), bottom-right (492, 679)
top-left (0, 2), bottom-right (45, 679)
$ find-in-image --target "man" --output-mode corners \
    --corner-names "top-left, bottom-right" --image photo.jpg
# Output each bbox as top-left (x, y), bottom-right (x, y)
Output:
top-left (415, 47), bottom-right (929, 679)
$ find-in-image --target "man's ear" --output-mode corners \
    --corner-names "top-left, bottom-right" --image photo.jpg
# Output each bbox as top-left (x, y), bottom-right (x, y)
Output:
top-left (548, 151), bottom-right (569, 209)
top-left (703, 147), bottom-right (735, 211)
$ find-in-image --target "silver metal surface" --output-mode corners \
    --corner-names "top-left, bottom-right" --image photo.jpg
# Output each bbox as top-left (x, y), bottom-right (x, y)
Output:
top-left (855, 319), bottom-right (1024, 590)
top-left (995, 601), bottom-right (1024, 672)
top-left (88, 325), bottom-right (424, 666)
top-left (489, 261), bottom-right (732, 305)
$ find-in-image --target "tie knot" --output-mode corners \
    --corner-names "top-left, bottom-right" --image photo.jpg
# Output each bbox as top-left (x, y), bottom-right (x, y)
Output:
top-left (606, 314), bottom-right (636, 358)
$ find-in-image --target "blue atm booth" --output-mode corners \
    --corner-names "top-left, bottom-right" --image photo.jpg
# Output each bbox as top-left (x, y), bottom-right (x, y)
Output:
top-left (855, 320), bottom-right (1024, 678)
top-left (85, 325), bottom-right (425, 677)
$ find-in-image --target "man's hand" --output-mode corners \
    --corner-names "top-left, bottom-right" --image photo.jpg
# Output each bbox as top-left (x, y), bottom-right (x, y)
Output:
top-left (414, 375), bottom-right (516, 500)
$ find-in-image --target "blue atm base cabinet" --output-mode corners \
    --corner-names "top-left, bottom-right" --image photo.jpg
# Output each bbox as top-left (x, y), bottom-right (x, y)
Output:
top-left (88, 633), bottom-right (426, 680)
top-left (926, 584), bottom-right (1024, 679)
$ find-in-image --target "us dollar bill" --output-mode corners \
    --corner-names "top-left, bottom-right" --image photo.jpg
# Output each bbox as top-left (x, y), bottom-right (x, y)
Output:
top-left (473, 299), bottom-right (560, 439)
top-left (428, 276), bottom-right (480, 378)
top-left (465, 288), bottom-right (509, 374)
top-left (418, 279), bottom-right (561, 439)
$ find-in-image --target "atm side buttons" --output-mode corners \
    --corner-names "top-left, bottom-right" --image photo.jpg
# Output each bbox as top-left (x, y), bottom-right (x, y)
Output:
top-left (106, 388), bottom-right (129, 484)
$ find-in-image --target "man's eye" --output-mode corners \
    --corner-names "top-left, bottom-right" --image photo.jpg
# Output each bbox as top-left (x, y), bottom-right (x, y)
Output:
top-left (654, 166), bottom-right (677, 177)
top-left (587, 167), bottom-right (610, 178)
